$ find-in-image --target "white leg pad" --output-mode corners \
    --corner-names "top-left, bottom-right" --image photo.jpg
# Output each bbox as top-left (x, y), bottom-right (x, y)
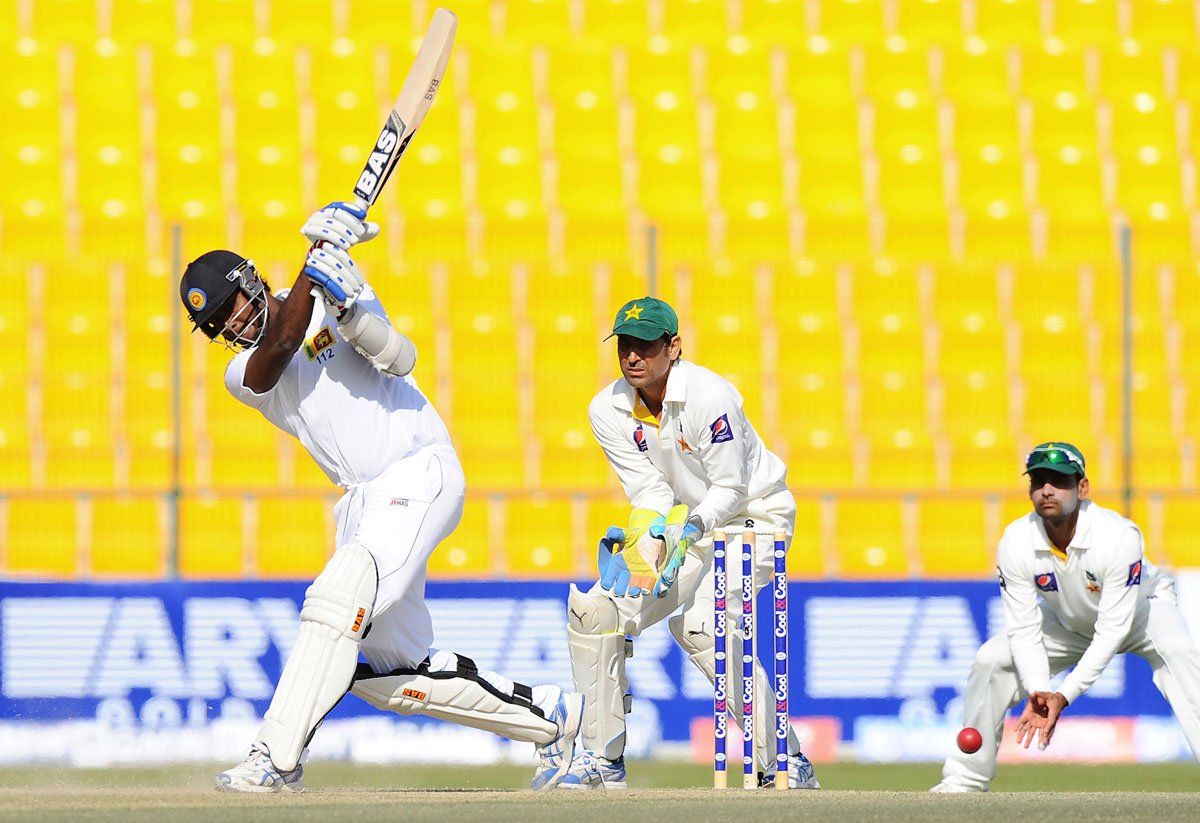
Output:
top-left (351, 650), bottom-right (559, 744)
top-left (257, 543), bottom-right (378, 771)
top-left (670, 609), bottom-right (801, 773)
top-left (566, 585), bottom-right (630, 760)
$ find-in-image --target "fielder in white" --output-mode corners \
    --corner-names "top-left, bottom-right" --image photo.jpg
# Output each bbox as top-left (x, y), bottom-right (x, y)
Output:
top-left (179, 202), bottom-right (583, 793)
top-left (934, 442), bottom-right (1200, 792)
top-left (558, 296), bottom-right (818, 789)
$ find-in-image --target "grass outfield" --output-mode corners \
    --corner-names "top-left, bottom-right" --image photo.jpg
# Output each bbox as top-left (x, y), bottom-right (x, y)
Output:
top-left (0, 762), bottom-right (1196, 822)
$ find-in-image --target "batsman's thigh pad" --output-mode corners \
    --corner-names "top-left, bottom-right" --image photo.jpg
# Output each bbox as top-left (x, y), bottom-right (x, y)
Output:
top-left (351, 650), bottom-right (558, 744)
top-left (257, 543), bottom-right (378, 771)
top-left (567, 585), bottom-right (631, 760)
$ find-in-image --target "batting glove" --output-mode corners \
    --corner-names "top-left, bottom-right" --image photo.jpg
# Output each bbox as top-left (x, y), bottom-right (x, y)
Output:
top-left (649, 504), bottom-right (703, 598)
top-left (301, 201), bottom-right (381, 251)
top-left (304, 244), bottom-right (365, 312)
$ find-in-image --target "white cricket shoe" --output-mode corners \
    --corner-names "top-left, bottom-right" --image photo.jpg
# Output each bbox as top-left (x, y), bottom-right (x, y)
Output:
top-left (761, 752), bottom-right (821, 790)
top-left (531, 692), bottom-right (586, 790)
top-left (930, 781), bottom-right (986, 793)
top-left (215, 745), bottom-right (304, 793)
top-left (557, 752), bottom-right (628, 789)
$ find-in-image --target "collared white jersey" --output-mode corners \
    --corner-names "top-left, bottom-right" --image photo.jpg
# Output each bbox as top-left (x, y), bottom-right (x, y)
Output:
top-left (996, 499), bottom-right (1165, 704)
top-left (225, 286), bottom-right (452, 487)
top-left (587, 359), bottom-right (788, 532)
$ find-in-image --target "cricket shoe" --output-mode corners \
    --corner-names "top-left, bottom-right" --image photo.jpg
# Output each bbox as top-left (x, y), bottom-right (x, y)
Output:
top-left (215, 744), bottom-right (304, 793)
top-left (556, 752), bottom-right (628, 789)
top-left (930, 781), bottom-right (986, 793)
top-left (760, 752), bottom-right (821, 790)
top-left (530, 692), bottom-right (586, 790)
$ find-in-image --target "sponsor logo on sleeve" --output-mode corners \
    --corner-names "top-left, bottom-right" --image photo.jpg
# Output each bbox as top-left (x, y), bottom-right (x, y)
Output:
top-left (1035, 572), bottom-right (1059, 593)
top-left (709, 413), bottom-right (734, 444)
top-left (1126, 559), bottom-right (1142, 587)
top-left (633, 423), bottom-right (648, 452)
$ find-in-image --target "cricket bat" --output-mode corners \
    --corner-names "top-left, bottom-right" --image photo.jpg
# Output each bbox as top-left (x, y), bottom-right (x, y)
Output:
top-left (351, 8), bottom-right (457, 210)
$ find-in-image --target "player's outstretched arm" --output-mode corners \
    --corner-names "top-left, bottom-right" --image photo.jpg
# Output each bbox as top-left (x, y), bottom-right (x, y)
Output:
top-left (337, 303), bottom-right (417, 377)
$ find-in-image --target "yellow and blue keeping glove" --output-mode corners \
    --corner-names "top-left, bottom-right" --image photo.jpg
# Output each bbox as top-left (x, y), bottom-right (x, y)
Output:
top-left (596, 508), bottom-right (663, 597)
top-left (648, 504), bottom-right (703, 598)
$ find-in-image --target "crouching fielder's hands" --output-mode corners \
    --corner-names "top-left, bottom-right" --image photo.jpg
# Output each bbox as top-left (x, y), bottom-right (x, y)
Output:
top-left (596, 509), bottom-right (664, 597)
top-left (301, 201), bottom-right (380, 251)
top-left (305, 244), bottom-right (365, 313)
top-left (649, 504), bottom-right (702, 597)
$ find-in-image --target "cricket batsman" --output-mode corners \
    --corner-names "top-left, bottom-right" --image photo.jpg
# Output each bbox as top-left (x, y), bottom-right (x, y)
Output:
top-left (179, 202), bottom-right (583, 792)
top-left (933, 442), bottom-right (1200, 792)
top-left (558, 296), bottom-right (819, 789)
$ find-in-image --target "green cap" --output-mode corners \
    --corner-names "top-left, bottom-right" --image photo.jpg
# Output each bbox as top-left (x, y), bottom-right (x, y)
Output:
top-left (605, 296), bottom-right (679, 341)
top-left (1024, 442), bottom-right (1086, 477)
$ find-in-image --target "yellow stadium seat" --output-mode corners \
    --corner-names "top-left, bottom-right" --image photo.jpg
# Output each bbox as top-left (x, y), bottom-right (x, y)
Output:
top-left (6, 499), bottom-right (78, 577)
top-left (538, 440), bottom-right (612, 491)
top-left (1019, 42), bottom-right (1093, 101)
top-left (1028, 95), bottom-right (1101, 158)
top-left (584, 495), bottom-right (630, 544)
top-left (179, 494), bottom-right (244, 578)
top-left (740, 0), bottom-right (806, 44)
top-left (1047, 0), bottom-right (1120, 48)
top-left (1106, 92), bottom-right (1176, 156)
top-left (475, 143), bottom-right (545, 220)
top-left (1129, 0), bottom-right (1199, 48)
top-left (1096, 40), bottom-right (1168, 99)
top-left (582, 0), bottom-right (651, 45)
top-left (1033, 147), bottom-right (1106, 222)
top-left (90, 497), bottom-right (164, 577)
top-left (946, 433), bottom-right (1023, 489)
top-left (504, 497), bottom-right (578, 576)
top-left (1113, 146), bottom-right (1185, 225)
top-left (1160, 497), bottom-right (1200, 567)
top-left (399, 215), bottom-right (469, 262)
top-left (861, 41), bottom-right (933, 100)
top-left (951, 98), bottom-right (1021, 159)
top-left (464, 41), bottom-right (535, 105)
top-left (190, 0), bottom-right (258, 44)
top-left (868, 91), bottom-right (940, 155)
top-left (308, 42), bottom-right (384, 161)
top-left (111, 0), bottom-right (178, 42)
top-left (833, 499), bottom-right (908, 578)
top-left (635, 150), bottom-right (706, 220)
top-left (953, 147), bottom-right (1027, 222)
top-left (972, 0), bottom-right (1045, 46)
top-left (1014, 373), bottom-right (1097, 443)
top-left (858, 370), bottom-right (930, 439)
top-left (865, 435), bottom-right (938, 489)
top-left (262, 0), bottom-right (335, 46)
top-left (783, 39), bottom-right (854, 107)
top-left (786, 498), bottom-right (827, 579)
top-left (657, 0), bottom-right (729, 44)
top-left (342, 0), bottom-right (416, 46)
top-left (918, 500), bottom-right (993, 577)
top-left (386, 134), bottom-right (465, 222)
top-left (544, 38), bottom-right (615, 107)
top-left (816, 0), bottom-right (885, 44)
top-left (429, 496), bottom-right (494, 578)
top-left (937, 368), bottom-right (1011, 438)
top-left (31, 0), bottom-right (97, 43)
top-left (709, 90), bottom-right (780, 162)
top-left (715, 154), bottom-right (785, 223)
top-left (205, 442), bottom-right (283, 489)
top-left (873, 142), bottom-right (947, 218)
top-left (230, 37), bottom-right (299, 111)
top-left (504, 0), bottom-right (574, 44)
top-left (937, 39), bottom-right (1014, 103)
top-left (555, 144), bottom-right (624, 218)
top-left (257, 496), bottom-right (331, 578)
top-left (797, 151), bottom-right (866, 221)
top-left (703, 39), bottom-right (775, 102)
top-left (894, 0), bottom-right (964, 46)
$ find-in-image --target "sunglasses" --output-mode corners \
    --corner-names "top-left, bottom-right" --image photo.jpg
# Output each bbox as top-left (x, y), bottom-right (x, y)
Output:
top-left (1025, 446), bottom-right (1084, 471)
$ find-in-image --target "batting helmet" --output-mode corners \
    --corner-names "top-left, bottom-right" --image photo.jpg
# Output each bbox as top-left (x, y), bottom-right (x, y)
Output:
top-left (179, 250), bottom-right (268, 346)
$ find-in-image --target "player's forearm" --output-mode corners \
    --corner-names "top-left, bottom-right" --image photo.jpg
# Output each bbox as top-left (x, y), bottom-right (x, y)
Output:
top-left (337, 303), bottom-right (416, 376)
top-left (1009, 632), bottom-right (1053, 694)
top-left (1058, 634), bottom-right (1122, 705)
top-left (691, 484), bottom-right (745, 535)
top-left (243, 271), bottom-right (315, 392)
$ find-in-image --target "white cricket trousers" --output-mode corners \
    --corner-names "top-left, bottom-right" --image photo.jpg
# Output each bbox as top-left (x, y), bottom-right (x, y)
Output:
top-left (942, 579), bottom-right (1200, 790)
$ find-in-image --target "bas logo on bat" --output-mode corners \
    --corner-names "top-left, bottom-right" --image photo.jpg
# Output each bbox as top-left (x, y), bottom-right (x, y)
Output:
top-left (355, 124), bottom-right (403, 201)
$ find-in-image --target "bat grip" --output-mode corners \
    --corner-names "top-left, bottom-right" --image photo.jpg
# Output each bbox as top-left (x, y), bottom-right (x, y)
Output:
top-left (352, 195), bottom-right (370, 215)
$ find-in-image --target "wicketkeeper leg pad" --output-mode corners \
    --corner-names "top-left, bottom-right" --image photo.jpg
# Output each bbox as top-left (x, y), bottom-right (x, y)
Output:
top-left (257, 543), bottom-right (378, 771)
top-left (351, 649), bottom-right (559, 744)
top-left (670, 606), bottom-right (801, 773)
top-left (566, 585), bottom-right (632, 761)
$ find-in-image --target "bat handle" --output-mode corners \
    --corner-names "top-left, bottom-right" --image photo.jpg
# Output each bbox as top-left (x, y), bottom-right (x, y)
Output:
top-left (352, 195), bottom-right (370, 215)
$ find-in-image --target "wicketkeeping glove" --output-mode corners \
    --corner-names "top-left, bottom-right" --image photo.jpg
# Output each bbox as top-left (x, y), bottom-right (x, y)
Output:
top-left (596, 508), bottom-right (663, 597)
top-left (300, 201), bottom-right (381, 251)
top-left (648, 504), bottom-right (703, 598)
top-left (304, 244), bottom-right (365, 312)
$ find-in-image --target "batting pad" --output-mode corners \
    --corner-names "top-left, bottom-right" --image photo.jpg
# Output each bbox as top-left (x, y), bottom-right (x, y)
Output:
top-left (566, 585), bottom-right (632, 760)
top-left (351, 651), bottom-right (559, 745)
top-left (257, 543), bottom-right (378, 771)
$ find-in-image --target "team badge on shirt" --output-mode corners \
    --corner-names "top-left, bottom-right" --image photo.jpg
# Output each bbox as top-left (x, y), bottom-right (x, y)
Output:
top-left (303, 326), bottom-right (336, 360)
top-left (709, 413), bottom-right (734, 444)
top-left (1085, 571), bottom-right (1102, 593)
top-left (1126, 560), bottom-right (1142, 587)
top-left (1035, 572), bottom-right (1059, 593)
top-left (633, 424), bottom-right (648, 452)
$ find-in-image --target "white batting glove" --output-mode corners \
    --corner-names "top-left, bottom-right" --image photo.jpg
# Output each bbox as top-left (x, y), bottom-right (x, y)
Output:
top-left (304, 244), bottom-right (365, 312)
top-left (300, 201), bottom-right (381, 251)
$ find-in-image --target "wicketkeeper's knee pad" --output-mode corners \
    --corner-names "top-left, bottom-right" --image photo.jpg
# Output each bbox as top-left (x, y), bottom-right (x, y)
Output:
top-left (669, 609), bottom-right (716, 658)
top-left (566, 585), bottom-right (631, 760)
top-left (257, 543), bottom-right (378, 771)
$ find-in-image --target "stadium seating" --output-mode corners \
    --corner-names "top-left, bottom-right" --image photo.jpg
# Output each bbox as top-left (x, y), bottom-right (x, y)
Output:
top-left (4, 0), bottom-right (1199, 583)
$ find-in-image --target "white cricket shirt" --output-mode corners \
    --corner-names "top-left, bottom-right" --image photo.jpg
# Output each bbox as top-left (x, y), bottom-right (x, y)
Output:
top-left (225, 287), bottom-right (452, 486)
top-left (997, 499), bottom-right (1162, 705)
top-left (587, 359), bottom-right (789, 532)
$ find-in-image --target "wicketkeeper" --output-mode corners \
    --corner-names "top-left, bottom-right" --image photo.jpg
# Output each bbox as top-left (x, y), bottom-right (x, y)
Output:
top-left (934, 442), bottom-right (1200, 792)
top-left (558, 297), bottom-right (819, 789)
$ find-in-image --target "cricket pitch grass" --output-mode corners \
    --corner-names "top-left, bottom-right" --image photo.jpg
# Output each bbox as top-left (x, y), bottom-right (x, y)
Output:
top-left (1, 762), bottom-right (1197, 822)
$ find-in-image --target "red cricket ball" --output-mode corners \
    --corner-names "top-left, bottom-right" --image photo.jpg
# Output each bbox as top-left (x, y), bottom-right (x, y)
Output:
top-left (957, 727), bottom-right (983, 754)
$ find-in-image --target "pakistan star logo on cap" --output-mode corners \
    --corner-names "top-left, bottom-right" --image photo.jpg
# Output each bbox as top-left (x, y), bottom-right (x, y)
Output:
top-left (624, 304), bottom-right (644, 321)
